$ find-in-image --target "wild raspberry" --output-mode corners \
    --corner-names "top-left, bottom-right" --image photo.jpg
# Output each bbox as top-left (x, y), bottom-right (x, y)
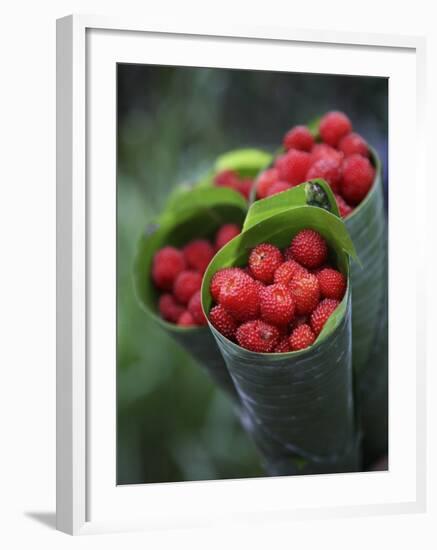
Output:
top-left (214, 169), bottom-right (240, 190)
top-left (183, 239), bottom-right (215, 273)
top-left (316, 268), bottom-right (346, 300)
top-left (210, 267), bottom-right (241, 302)
top-left (214, 224), bottom-right (240, 250)
top-left (289, 273), bottom-right (320, 315)
top-left (275, 150), bottom-right (313, 186)
top-left (310, 298), bottom-right (340, 335)
top-left (259, 283), bottom-right (296, 326)
top-left (152, 246), bottom-right (186, 291)
top-left (341, 154), bottom-right (375, 205)
top-left (188, 290), bottom-right (207, 325)
top-left (338, 132), bottom-right (369, 157)
top-left (274, 337), bottom-right (291, 353)
top-left (319, 111), bottom-right (352, 147)
top-left (158, 294), bottom-right (185, 323)
top-left (274, 260), bottom-right (308, 287)
top-left (236, 320), bottom-right (280, 353)
top-left (209, 304), bottom-right (238, 340)
top-left (218, 270), bottom-right (260, 321)
top-left (334, 194), bottom-right (353, 218)
top-left (173, 270), bottom-right (202, 304)
top-left (306, 158), bottom-right (342, 193)
top-left (289, 324), bottom-right (316, 351)
top-left (311, 143), bottom-right (344, 164)
top-left (266, 181), bottom-right (292, 197)
top-left (290, 229), bottom-right (328, 269)
top-left (237, 178), bottom-right (253, 199)
top-left (249, 243), bottom-right (283, 283)
top-left (257, 168), bottom-right (279, 199)
top-left (283, 125), bottom-right (314, 152)
top-left (177, 310), bottom-right (195, 327)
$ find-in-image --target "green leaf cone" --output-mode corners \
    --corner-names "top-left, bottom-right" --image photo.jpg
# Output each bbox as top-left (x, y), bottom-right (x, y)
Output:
top-left (202, 187), bottom-right (361, 474)
top-left (249, 139), bottom-right (388, 467)
top-left (133, 186), bottom-right (247, 402)
top-left (132, 149), bottom-right (271, 403)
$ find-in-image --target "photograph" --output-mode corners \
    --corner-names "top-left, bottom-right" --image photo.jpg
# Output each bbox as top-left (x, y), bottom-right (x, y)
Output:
top-left (116, 64), bottom-right (388, 485)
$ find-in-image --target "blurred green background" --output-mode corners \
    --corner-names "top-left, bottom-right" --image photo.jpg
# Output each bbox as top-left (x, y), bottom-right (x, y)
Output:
top-left (117, 64), bottom-right (388, 485)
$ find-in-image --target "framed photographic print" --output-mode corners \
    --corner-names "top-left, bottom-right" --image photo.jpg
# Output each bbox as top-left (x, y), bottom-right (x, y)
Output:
top-left (56, 14), bottom-right (426, 535)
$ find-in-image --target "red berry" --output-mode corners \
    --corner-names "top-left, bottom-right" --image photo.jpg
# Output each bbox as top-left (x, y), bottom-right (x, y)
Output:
top-left (183, 239), bottom-right (215, 273)
top-left (158, 294), bottom-right (185, 323)
top-left (257, 168), bottom-right (279, 199)
top-left (274, 337), bottom-right (291, 353)
top-left (210, 267), bottom-right (241, 302)
top-left (316, 268), bottom-right (346, 300)
top-left (283, 125), bottom-right (314, 152)
top-left (249, 243), bottom-right (283, 284)
top-left (289, 324), bottom-right (316, 351)
top-left (218, 270), bottom-right (260, 322)
top-left (188, 290), bottom-right (207, 325)
top-left (275, 150), bottom-right (313, 186)
top-left (236, 320), bottom-right (280, 353)
top-left (289, 273), bottom-right (320, 315)
top-left (319, 111), bottom-right (352, 147)
top-left (177, 310), bottom-right (195, 327)
top-left (152, 246), bottom-right (186, 291)
top-left (214, 169), bottom-right (239, 190)
top-left (334, 194), bottom-right (353, 218)
top-left (215, 224), bottom-right (240, 250)
top-left (310, 298), bottom-right (340, 335)
top-left (259, 283), bottom-right (296, 326)
top-left (338, 132), bottom-right (369, 157)
top-left (274, 260), bottom-right (308, 287)
top-left (311, 143), bottom-right (344, 164)
top-left (290, 229), bottom-right (328, 269)
top-left (209, 304), bottom-right (238, 340)
top-left (237, 178), bottom-right (253, 199)
top-left (306, 158), bottom-right (342, 193)
top-left (341, 154), bottom-right (375, 205)
top-left (173, 270), bottom-right (202, 305)
top-left (265, 181), bottom-right (292, 197)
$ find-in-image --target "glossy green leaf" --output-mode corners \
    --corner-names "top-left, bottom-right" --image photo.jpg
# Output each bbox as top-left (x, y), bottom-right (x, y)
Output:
top-left (201, 204), bottom-right (360, 474)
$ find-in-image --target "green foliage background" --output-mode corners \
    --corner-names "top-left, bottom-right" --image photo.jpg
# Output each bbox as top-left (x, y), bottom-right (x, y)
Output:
top-left (117, 64), bottom-right (388, 484)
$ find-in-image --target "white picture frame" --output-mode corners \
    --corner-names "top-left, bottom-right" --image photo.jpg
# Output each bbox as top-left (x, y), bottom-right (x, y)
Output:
top-left (56, 14), bottom-right (427, 536)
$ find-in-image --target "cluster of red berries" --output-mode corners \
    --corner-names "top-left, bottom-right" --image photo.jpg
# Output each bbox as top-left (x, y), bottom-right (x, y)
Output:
top-left (208, 229), bottom-right (346, 353)
top-left (256, 111), bottom-right (375, 218)
top-left (214, 170), bottom-right (253, 200)
top-left (152, 224), bottom-right (241, 326)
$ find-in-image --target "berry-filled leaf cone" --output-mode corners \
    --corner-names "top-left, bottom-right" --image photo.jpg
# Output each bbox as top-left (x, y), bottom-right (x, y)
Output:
top-left (202, 192), bottom-right (361, 475)
top-left (133, 186), bottom-right (248, 403)
top-left (250, 113), bottom-right (388, 467)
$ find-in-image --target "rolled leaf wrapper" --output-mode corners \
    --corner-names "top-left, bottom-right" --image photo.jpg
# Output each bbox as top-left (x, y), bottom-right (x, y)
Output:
top-left (251, 136), bottom-right (388, 466)
top-left (202, 182), bottom-right (361, 475)
top-left (133, 186), bottom-right (248, 401)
